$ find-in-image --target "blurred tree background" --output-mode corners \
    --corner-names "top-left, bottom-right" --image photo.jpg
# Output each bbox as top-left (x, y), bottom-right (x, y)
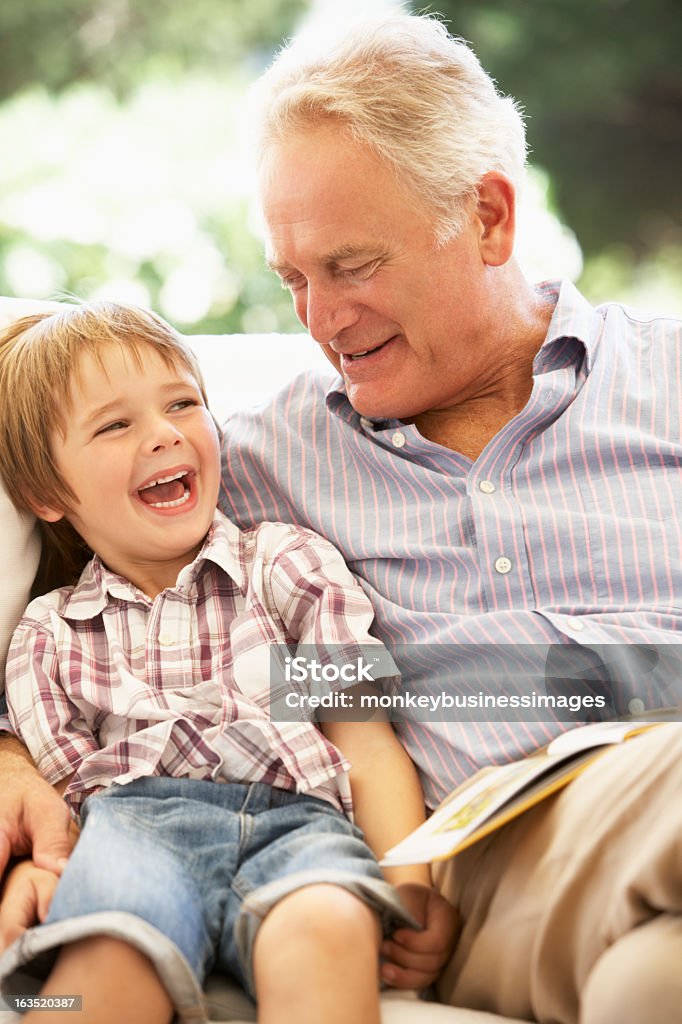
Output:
top-left (428, 0), bottom-right (682, 310)
top-left (0, 0), bottom-right (680, 333)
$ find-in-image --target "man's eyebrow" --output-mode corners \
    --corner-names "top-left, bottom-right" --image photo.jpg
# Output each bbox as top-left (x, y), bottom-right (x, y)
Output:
top-left (324, 244), bottom-right (385, 264)
top-left (265, 257), bottom-right (291, 274)
top-left (266, 245), bottom-right (386, 274)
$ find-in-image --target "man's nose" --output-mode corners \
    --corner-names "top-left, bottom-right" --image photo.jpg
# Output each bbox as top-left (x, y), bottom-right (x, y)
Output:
top-left (304, 281), bottom-right (360, 345)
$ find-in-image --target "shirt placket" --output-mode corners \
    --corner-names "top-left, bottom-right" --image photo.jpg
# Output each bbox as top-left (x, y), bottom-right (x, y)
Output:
top-left (145, 592), bottom-right (194, 690)
top-left (469, 363), bottom-right (579, 616)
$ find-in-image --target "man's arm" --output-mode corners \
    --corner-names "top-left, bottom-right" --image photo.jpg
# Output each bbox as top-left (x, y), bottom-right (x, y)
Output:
top-left (0, 733), bottom-right (72, 877)
top-left (322, 716), bottom-right (458, 989)
top-left (0, 771), bottom-right (76, 951)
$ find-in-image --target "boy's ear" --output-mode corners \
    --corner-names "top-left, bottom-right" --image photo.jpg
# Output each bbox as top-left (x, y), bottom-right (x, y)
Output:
top-left (26, 496), bottom-right (65, 524)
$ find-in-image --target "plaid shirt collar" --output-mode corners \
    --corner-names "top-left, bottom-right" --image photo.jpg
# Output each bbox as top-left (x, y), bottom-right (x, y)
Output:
top-left (61, 511), bottom-right (247, 621)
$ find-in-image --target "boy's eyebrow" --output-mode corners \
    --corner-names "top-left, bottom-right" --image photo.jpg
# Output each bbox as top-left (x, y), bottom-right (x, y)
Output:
top-left (79, 380), bottom-right (200, 429)
top-left (79, 400), bottom-right (124, 429)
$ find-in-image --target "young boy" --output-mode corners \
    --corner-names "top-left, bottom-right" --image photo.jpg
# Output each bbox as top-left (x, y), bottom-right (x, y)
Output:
top-left (0, 302), bottom-right (456, 1024)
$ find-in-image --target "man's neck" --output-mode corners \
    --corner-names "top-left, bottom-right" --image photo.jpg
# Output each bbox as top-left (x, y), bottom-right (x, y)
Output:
top-left (412, 285), bottom-right (555, 461)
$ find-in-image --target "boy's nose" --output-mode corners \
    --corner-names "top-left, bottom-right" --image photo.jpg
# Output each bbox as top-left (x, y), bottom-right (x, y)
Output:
top-left (151, 435), bottom-right (182, 453)
top-left (147, 420), bottom-right (184, 453)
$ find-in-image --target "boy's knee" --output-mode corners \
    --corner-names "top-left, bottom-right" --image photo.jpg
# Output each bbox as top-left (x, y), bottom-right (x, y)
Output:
top-left (256, 883), bottom-right (381, 961)
top-left (581, 915), bottom-right (682, 1024)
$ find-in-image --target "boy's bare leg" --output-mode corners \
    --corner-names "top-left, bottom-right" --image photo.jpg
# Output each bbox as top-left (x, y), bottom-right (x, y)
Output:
top-left (253, 883), bottom-right (382, 1024)
top-left (22, 936), bottom-right (173, 1024)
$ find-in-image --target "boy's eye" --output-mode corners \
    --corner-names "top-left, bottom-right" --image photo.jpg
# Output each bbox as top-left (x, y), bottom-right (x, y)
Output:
top-left (169, 398), bottom-right (198, 411)
top-left (95, 420), bottom-right (127, 435)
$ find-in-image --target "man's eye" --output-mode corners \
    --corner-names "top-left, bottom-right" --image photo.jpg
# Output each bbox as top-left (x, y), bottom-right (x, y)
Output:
top-left (280, 274), bottom-right (306, 292)
top-left (343, 260), bottom-right (380, 279)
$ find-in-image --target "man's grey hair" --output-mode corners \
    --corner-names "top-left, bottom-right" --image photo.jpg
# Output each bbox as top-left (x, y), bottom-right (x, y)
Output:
top-left (255, 13), bottom-right (527, 244)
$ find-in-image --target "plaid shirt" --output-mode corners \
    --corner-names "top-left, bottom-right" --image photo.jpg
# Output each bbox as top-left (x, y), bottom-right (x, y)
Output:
top-left (6, 512), bottom-right (388, 816)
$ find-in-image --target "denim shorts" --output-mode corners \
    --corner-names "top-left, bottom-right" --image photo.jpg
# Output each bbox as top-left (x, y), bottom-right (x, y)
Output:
top-left (0, 777), bottom-right (417, 1022)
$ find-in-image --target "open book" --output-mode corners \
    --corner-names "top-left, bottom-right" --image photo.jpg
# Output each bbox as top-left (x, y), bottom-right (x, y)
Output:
top-left (380, 721), bottom-right (665, 867)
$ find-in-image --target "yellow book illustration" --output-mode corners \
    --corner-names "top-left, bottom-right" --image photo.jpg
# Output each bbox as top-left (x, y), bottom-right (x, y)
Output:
top-left (380, 720), bottom-right (666, 867)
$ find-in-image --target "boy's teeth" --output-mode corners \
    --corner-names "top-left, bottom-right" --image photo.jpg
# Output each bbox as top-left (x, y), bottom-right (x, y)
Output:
top-left (148, 486), bottom-right (191, 509)
top-left (138, 470), bottom-right (191, 505)
top-left (144, 470), bottom-right (187, 489)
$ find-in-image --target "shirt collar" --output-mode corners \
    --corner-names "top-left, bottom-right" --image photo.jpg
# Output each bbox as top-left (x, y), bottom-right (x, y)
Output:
top-left (534, 279), bottom-right (604, 374)
top-left (61, 511), bottom-right (247, 620)
top-left (325, 279), bottom-right (605, 428)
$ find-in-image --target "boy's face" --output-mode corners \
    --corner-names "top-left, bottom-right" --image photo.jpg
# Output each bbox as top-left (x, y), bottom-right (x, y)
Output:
top-left (41, 343), bottom-right (222, 596)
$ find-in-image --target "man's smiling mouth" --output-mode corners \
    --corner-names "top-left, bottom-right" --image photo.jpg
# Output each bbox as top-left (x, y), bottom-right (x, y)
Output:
top-left (344, 337), bottom-right (395, 362)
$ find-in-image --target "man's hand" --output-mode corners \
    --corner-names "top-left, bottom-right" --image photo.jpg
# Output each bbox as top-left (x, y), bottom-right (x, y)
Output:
top-left (0, 859), bottom-right (59, 950)
top-left (0, 737), bottom-right (73, 876)
top-left (380, 882), bottom-right (458, 990)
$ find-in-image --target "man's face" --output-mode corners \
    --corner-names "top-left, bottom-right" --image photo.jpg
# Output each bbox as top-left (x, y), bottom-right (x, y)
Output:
top-left (260, 124), bottom-right (499, 421)
top-left (42, 344), bottom-right (221, 595)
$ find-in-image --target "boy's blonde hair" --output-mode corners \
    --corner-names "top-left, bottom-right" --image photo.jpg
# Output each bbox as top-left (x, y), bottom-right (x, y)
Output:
top-left (0, 300), bottom-right (210, 592)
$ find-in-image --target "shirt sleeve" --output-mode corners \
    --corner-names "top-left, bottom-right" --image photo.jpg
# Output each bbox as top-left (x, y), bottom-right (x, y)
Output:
top-left (264, 524), bottom-right (399, 681)
top-left (5, 619), bottom-right (100, 785)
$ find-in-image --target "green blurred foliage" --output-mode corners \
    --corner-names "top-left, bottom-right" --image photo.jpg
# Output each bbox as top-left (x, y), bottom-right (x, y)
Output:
top-left (0, 0), bottom-right (306, 333)
top-left (0, 0), bottom-right (306, 99)
top-left (419, 0), bottom-right (682, 262)
top-left (1, 0), bottom-right (680, 328)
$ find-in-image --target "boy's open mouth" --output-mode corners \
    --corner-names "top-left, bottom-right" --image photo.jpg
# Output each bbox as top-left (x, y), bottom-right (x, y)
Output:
top-left (137, 470), bottom-right (193, 509)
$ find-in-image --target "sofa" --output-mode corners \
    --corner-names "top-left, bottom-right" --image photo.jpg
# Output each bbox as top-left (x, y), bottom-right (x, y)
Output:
top-left (0, 296), bottom-right (526, 1024)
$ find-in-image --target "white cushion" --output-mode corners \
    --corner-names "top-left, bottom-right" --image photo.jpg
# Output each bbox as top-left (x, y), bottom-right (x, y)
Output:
top-left (0, 299), bottom-right (58, 692)
top-left (0, 494), bottom-right (39, 693)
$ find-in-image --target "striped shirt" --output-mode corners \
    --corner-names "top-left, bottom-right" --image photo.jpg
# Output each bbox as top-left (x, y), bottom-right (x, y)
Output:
top-left (6, 512), bottom-right (389, 815)
top-left (220, 280), bottom-right (682, 808)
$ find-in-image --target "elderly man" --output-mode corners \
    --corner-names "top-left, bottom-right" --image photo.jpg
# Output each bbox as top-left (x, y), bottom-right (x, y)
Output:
top-left (219, 13), bottom-right (682, 1024)
top-left (1, 12), bottom-right (681, 1024)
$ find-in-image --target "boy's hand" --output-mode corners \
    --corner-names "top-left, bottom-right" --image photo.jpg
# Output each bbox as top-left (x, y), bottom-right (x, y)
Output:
top-left (0, 860), bottom-right (59, 951)
top-left (380, 882), bottom-right (458, 990)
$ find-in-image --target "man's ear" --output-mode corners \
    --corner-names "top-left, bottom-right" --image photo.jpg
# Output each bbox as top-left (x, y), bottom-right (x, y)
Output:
top-left (475, 172), bottom-right (516, 267)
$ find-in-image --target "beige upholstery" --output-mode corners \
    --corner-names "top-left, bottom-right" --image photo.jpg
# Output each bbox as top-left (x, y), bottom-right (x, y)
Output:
top-left (204, 976), bottom-right (525, 1023)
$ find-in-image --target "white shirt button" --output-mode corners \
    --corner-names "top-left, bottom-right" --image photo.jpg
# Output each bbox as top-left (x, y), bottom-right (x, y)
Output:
top-left (391, 431), bottom-right (406, 448)
top-left (479, 480), bottom-right (496, 494)
top-left (572, 619), bottom-right (584, 631)
top-left (158, 634), bottom-right (176, 647)
top-left (628, 697), bottom-right (646, 716)
top-left (494, 556), bottom-right (512, 575)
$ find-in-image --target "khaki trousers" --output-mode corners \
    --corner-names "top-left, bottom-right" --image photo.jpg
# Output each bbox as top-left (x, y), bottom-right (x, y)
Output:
top-left (434, 724), bottom-right (682, 1024)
